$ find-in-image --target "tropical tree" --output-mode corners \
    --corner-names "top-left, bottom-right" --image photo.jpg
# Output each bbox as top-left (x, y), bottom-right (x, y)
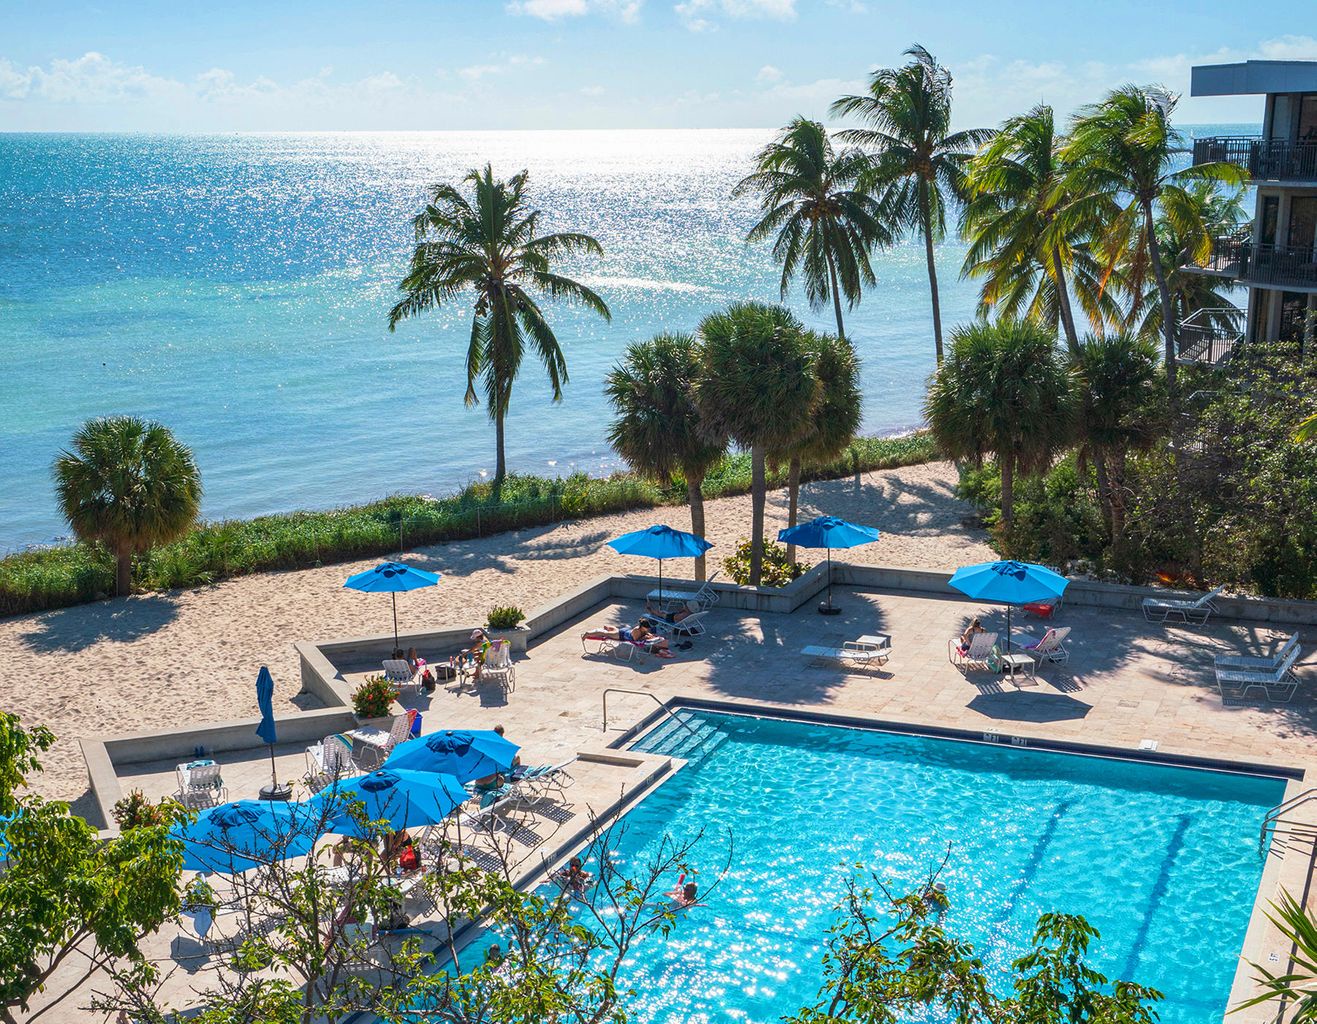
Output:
top-left (1126, 180), bottom-right (1247, 342)
top-left (605, 333), bottom-right (728, 580)
top-left (962, 103), bottom-right (1122, 354)
top-left (832, 45), bottom-right (993, 363)
top-left (53, 416), bottom-right (202, 598)
top-left (924, 320), bottom-right (1075, 533)
top-left (697, 302), bottom-right (818, 585)
top-left (1060, 85), bottom-right (1247, 396)
top-left (733, 117), bottom-right (892, 340)
top-left (1235, 891), bottom-right (1317, 1023)
top-left (1071, 332), bottom-right (1163, 560)
top-left (772, 332), bottom-right (863, 562)
top-left (387, 165), bottom-right (611, 484)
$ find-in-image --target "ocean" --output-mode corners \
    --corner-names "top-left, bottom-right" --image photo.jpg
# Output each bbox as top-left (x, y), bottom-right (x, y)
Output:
top-left (0, 126), bottom-right (1251, 551)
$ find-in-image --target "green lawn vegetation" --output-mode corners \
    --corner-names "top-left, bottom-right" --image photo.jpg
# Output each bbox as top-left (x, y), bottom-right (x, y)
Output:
top-left (0, 431), bottom-right (938, 618)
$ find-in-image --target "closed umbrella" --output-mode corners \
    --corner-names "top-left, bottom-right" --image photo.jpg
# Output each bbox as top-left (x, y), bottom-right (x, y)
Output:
top-left (170, 799), bottom-right (320, 874)
top-left (254, 666), bottom-right (283, 799)
top-left (948, 560), bottom-right (1069, 650)
top-left (311, 768), bottom-right (468, 836)
top-left (343, 561), bottom-right (440, 648)
top-left (385, 729), bottom-right (519, 784)
top-left (607, 525), bottom-right (713, 603)
top-left (777, 516), bottom-right (880, 615)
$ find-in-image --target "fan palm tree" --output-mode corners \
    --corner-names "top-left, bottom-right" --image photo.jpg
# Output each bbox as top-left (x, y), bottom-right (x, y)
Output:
top-left (1060, 86), bottom-right (1246, 397)
top-left (605, 333), bottom-right (728, 580)
top-left (733, 117), bottom-right (892, 340)
top-left (53, 416), bottom-right (202, 598)
top-left (924, 320), bottom-right (1075, 533)
top-left (832, 45), bottom-right (993, 363)
top-left (388, 164), bottom-right (611, 485)
top-left (771, 332), bottom-right (862, 562)
top-left (962, 104), bottom-right (1122, 354)
top-left (1071, 332), bottom-right (1163, 559)
top-left (697, 302), bottom-right (818, 585)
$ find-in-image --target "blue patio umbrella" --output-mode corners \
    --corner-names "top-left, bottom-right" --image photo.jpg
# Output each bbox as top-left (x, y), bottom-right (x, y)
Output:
top-left (607, 524), bottom-right (713, 602)
top-left (343, 561), bottom-right (441, 648)
top-left (254, 666), bottom-right (281, 797)
top-left (948, 560), bottom-right (1069, 650)
top-left (311, 768), bottom-right (468, 836)
top-left (778, 516), bottom-right (881, 614)
top-left (171, 799), bottom-right (320, 874)
top-left (385, 729), bottom-right (520, 784)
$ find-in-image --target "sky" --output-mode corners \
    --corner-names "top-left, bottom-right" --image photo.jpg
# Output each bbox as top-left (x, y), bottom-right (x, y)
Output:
top-left (1, 0), bottom-right (1315, 131)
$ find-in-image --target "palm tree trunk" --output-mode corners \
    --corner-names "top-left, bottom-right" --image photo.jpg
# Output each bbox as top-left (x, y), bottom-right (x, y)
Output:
top-left (1052, 246), bottom-right (1081, 355)
top-left (784, 456), bottom-right (802, 563)
top-left (687, 474), bottom-right (708, 581)
top-left (1143, 198), bottom-right (1178, 400)
top-left (115, 549), bottom-right (133, 598)
top-left (1108, 448), bottom-right (1130, 565)
top-left (493, 409), bottom-right (507, 486)
top-left (920, 180), bottom-right (944, 363)
top-left (827, 253), bottom-right (846, 341)
top-left (999, 456), bottom-right (1015, 537)
top-left (1092, 451), bottom-right (1114, 540)
top-left (749, 445), bottom-right (767, 586)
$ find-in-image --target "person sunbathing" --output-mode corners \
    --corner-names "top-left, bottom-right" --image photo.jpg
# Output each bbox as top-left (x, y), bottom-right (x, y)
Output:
top-left (954, 617), bottom-right (986, 657)
top-left (643, 600), bottom-right (694, 624)
top-left (588, 621), bottom-right (672, 656)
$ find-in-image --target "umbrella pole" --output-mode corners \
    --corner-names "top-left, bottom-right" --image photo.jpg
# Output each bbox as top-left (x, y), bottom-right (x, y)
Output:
top-left (1006, 605), bottom-right (1012, 651)
top-left (392, 592), bottom-right (399, 650)
top-left (268, 743), bottom-right (278, 790)
top-left (659, 559), bottom-right (663, 605)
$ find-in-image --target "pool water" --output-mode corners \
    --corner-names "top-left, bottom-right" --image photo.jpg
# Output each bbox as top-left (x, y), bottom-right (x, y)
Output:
top-left (582, 710), bottom-right (1283, 1024)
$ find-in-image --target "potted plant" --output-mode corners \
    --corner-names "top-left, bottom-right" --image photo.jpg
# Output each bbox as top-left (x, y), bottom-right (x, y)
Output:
top-left (486, 605), bottom-right (526, 631)
top-left (352, 674), bottom-right (400, 721)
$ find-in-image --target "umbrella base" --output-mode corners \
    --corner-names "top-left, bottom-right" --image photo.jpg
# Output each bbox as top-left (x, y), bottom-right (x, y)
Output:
top-left (259, 783), bottom-right (293, 802)
top-left (818, 601), bottom-right (842, 616)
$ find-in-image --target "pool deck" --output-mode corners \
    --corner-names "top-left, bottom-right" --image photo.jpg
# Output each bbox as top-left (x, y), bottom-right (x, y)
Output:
top-left (39, 586), bottom-right (1317, 1022)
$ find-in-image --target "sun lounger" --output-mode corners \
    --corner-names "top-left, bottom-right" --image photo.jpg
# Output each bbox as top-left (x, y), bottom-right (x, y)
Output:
top-left (1214, 632), bottom-right (1300, 672)
top-left (1142, 584), bottom-right (1224, 624)
top-left (581, 631), bottom-right (666, 661)
top-left (304, 735), bottom-right (355, 793)
top-left (647, 610), bottom-right (708, 639)
top-left (479, 639), bottom-right (516, 693)
top-left (648, 572), bottom-right (721, 611)
top-left (802, 640), bottom-right (890, 670)
top-left (948, 631), bottom-right (998, 670)
top-left (381, 659), bottom-right (420, 693)
top-left (1020, 626), bottom-right (1071, 665)
top-left (176, 761), bottom-right (227, 809)
top-left (348, 712), bottom-right (414, 770)
top-left (1215, 645), bottom-right (1302, 703)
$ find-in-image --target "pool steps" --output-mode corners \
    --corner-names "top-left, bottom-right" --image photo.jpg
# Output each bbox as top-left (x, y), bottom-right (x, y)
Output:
top-left (635, 711), bottom-right (730, 764)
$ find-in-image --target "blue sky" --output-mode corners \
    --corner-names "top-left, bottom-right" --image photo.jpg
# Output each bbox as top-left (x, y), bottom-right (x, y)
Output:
top-left (1, 0), bottom-right (1313, 131)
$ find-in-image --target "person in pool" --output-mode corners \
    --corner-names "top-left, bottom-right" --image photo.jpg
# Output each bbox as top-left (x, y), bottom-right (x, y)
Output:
top-left (667, 875), bottom-right (700, 908)
top-left (551, 856), bottom-right (593, 896)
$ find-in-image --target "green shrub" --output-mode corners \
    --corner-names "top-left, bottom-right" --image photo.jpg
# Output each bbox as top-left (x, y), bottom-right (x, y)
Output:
top-left (112, 789), bottom-right (175, 830)
top-left (486, 605), bottom-right (526, 630)
top-left (352, 676), bottom-right (400, 719)
top-left (722, 537), bottom-right (809, 588)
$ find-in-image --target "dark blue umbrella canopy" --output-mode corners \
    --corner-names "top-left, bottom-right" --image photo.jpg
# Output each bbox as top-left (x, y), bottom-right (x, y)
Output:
top-left (385, 729), bottom-right (520, 784)
top-left (255, 666), bottom-right (277, 746)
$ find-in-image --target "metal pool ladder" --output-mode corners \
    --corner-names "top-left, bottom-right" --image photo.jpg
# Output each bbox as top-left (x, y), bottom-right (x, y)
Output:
top-left (602, 688), bottom-right (699, 738)
top-left (1259, 788), bottom-right (1317, 858)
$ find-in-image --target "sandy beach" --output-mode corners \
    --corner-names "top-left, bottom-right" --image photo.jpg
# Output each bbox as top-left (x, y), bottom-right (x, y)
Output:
top-left (1, 460), bottom-right (994, 809)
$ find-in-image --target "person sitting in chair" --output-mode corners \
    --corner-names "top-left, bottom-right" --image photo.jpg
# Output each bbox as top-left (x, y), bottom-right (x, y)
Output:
top-left (954, 617), bottom-right (985, 657)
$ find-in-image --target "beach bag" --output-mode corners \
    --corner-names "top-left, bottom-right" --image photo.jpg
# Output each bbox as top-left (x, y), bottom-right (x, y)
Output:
top-left (421, 668), bottom-right (435, 693)
top-left (399, 845), bottom-right (420, 872)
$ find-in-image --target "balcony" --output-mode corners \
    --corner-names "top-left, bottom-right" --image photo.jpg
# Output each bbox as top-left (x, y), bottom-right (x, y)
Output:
top-left (1192, 135), bottom-right (1317, 184)
top-left (1195, 236), bottom-right (1317, 290)
top-left (1176, 306), bottom-right (1243, 366)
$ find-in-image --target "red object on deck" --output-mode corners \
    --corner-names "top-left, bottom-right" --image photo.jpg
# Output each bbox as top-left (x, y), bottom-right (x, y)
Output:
top-left (1022, 601), bottom-right (1056, 618)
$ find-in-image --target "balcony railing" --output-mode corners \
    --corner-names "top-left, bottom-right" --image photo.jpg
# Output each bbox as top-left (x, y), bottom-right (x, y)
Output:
top-left (1198, 236), bottom-right (1317, 289)
top-left (1192, 135), bottom-right (1317, 183)
top-left (1176, 306), bottom-right (1244, 365)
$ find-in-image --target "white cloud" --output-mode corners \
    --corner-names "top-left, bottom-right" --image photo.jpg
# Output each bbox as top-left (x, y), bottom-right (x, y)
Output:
top-left (675, 0), bottom-right (795, 31)
top-left (756, 64), bottom-right (782, 84)
top-left (580, 84), bottom-right (607, 96)
top-left (0, 51), bottom-right (181, 104)
top-left (508, 0), bottom-right (642, 21)
top-left (457, 54), bottom-right (546, 81)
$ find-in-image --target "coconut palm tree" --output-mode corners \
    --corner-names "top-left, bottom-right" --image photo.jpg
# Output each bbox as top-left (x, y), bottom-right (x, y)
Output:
top-left (832, 45), bottom-right (993, 363)
top-left (53, 416), bottom-right (202, 598)
top-left (1060, 86), bottom-right (1246, 397)
top-left (924, 320), bottom-right (1075, 534)
top-left (388, 164), bottom-right (611, 485)
top-left (605, 333), bottom-right (728, 580)
top-left (772, 332), bottom-right (862, 562)
top-left (1071, 332), bottom-right (1163, 559)
top-left (733, 117), bottom-right (892, 340)
top-left (962, 104), bottom-right (1123, 354)
top-left (697, 302), bottom-right (818, 585)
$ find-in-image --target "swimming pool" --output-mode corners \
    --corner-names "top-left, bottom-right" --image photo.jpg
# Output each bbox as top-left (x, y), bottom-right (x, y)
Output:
top-left (589, 708), bottom-right (1284, 1024)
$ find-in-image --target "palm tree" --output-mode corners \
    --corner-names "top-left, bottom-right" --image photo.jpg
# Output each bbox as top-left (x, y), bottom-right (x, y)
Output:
top-left (1060, 86), bottom-right (1246, 397)
top-left (388, 164), bottom-right (611, 484)
top-left (697, 302), bottom-right (818, 585)
top-left (1127, 180), bottom-right (1247, 341)
top-left (1235, 891), bottom-right (1317, 1022)
top-left (832, 45), bottom-right (993, 363)
top-left (772, 332), bottom-right (862, 562)
top-left (53, 416), bottom-right (202, 598)
top-left (962, 104), bottom-right (1122, 354)
top-left (605, 333), bottom-right (728, 580)
top-left (924, 320), bottom-right (1075, 534)
top-left (1071, 332), bottom-right (1162, 560)
top-left (733, 117), bottom-right (892, 340)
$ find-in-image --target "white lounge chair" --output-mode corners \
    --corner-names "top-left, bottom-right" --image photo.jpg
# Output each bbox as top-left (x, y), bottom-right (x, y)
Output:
top-left (304, 735), bottom-right (354, 793)
top-left (948, 631), bottom-right (998, 670)
top-left (1216, 645), bottom-right (1302, 703)
top-left (649, 610), bottom-right (708, 639)
top-left (581, 632), bottom-right (664, 662)
top-left (802, 640), bottom-right (891, 670)
top-left (1020, 626), bottom-right (1072, 665)
top-left (350, 712), bottom-right (414, 770)
top-left (176, 761), bottom-right (227, 809)
top-left (648, 572), bottom-right (721, 612)
top-left (1142, 585), bottom-right (1224, 624)
top-left (1214, 632), bottom-right (1300, 673)
top-left (381, 659), bottom-right (419, 693)
top-left (480, 640), bottom-right (516, 693)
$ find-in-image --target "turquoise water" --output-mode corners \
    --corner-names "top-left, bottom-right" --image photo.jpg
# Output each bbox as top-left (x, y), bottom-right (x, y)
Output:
top-left (534, 710), bottom-right (1280, 1024)
top-left (0, 126), bottom-right (1254, 550)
